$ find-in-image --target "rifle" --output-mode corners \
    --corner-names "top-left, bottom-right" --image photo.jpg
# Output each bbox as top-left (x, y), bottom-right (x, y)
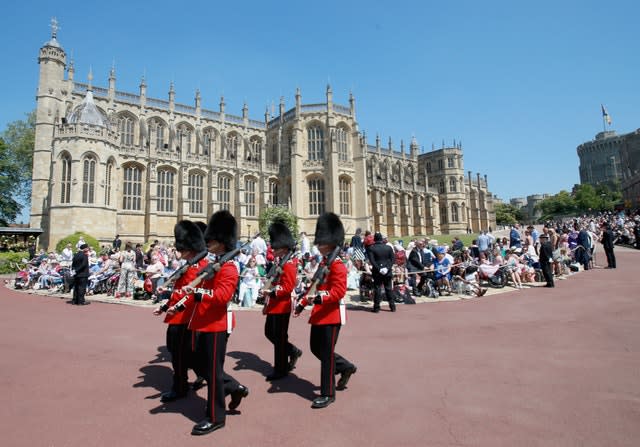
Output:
top-left (294, 245), bottom-right (341, 316)
top-left (259, 248), bottom-right (296, 314)
top-left (162, 249), bottom-right (209, 291)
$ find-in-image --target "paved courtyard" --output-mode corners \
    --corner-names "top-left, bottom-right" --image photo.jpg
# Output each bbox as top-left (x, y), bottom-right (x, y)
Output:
top-left (1, 245), bottom-right (639, 446)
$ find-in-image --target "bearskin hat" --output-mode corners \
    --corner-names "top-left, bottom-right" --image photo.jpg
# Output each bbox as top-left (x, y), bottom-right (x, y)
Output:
top-left (174, 220), bottom-right (207, 253)
top-left (313, 212), bottom-right (345, 247)
top-left (195, 221), bottom-right (207, 235)
top-left (269, 219), bottom-right (296, 250)
top-left (204, 210), bottom-right (237, 251)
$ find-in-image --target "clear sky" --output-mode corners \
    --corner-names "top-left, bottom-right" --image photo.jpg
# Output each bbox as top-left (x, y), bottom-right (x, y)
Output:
top-left (1, 0), bottom-right (638, 223)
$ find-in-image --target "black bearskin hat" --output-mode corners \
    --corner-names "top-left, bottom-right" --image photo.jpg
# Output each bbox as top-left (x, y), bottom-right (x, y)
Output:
top-left (313, 212), bottom-right (345, 247)
top-left (204, 210), bottom-right (237, 251)
top-left (174, 220), bottom-right (207, 253)
top-left (195, 221), bottom-right (207, 236)
top-left (269, 219), bottom-right (295, 250)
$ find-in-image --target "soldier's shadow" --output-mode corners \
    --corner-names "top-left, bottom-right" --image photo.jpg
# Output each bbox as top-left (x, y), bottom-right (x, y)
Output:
top-left (134, 345), bottom-right (205, 423)
top-left (227, 350), bottom-right (318, 401)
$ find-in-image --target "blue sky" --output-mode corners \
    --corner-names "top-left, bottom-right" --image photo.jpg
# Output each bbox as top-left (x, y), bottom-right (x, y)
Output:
top-left (1, 0), bottom-right (638, 223)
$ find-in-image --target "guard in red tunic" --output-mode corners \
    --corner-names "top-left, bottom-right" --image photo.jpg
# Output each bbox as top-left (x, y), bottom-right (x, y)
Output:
top-left (261, 219), bottom-right (302, 381)
top-left (153, 220), bottom-right (208, 403)
top-left (295, 212), bottom-right (357, 409)
top-left (172, 210), bottom-right (249, 436)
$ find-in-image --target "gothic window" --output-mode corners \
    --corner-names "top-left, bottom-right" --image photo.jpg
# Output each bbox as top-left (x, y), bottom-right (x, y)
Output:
top-left (448, 157), bottom-right (455, 168)
top-left (449, 177), bottom-right (457, 192)
top-left (104, 162), bottom-right (113, 206)
top-left (60, 154), bottom-right (71, 204)
top-left (249, 137), bottom-right (262, 162)
top-left (203, 130), bottom-right (214, 155)
top-left (149, 119), bottom-right (166, 150)
top-left (218, 175), bottom-right (231, 210)
top-left (225, 134), bottom-right (239, 160)
top-left (82, 156), bottom-right (96, 204)
top-left (267, 142), bottom-right (278, 165)
top-left (339, 177), bottom-right (351, 215)
top-left (157, 169), bottom-right (175, 213)
top-left (308, 178), bottom-right (325, 215)
top-left (245, 177), bottom-right (256, 217)
top-left (439, 180), bottom-right (445, 194)
top-left (451, 202), bottom-right (459, 222)
top-left (440, 205), bottom-right (448, 224)
top-left (437, 159), bottom-right (444, 170)
top-left (307, 126), bottom-right (324, 161)
top-left (426, 161), bottom-right (432, 173)
top-left (188, 173), bottom-right (204, 215)
top-left (269, 180), bottom-right (279, 206)
top-left (336, 127), bottom-right (348, 162)
top-left (177, 125), bottom-right (192, 153)
top-left (123, 165), bottom-right (143, 211)
top-left (119, 115), bottom-right (134, 147)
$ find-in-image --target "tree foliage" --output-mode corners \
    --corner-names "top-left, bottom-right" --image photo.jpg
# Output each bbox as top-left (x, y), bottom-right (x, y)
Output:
top-left (495, 203), bottom-right (524, 226)
top-left (55, 232), bottom-right (100, 254)
top-left (258, 207), bottom-right (299, 245)
top-left (536, 183), bottom-right (623, 220)
top-left (0, 111), bottom-right (35, 225)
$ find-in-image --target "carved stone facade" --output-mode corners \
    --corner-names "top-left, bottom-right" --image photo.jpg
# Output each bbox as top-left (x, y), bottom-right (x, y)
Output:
top-left (30, 26), bottom-right (495, 250)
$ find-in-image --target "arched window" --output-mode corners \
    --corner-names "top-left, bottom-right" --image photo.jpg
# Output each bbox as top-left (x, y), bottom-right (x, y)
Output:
top-left (218, 175), bottom-right (231, 210)
top-left (60, 154), bottom-right (72, 204)
top-left (440, 205), bottom-right (448, 224)
top-left (248, 137), bottom-right (262, 162)
top-left (439, 180), bottom-right (445, 194)
top-left (203, 129), bottom-right (214, 155)
top-left (339, 177), bottom-right (351, 215)
top-left (308, 178), bottom-right (325, 215)
top-left (157, 169), bottom-right (175, 212)
top-left (225, 134), bottom-right (239, 160)
top-left (177, 125), bottom-right (192, 153)
top-left (449, 177), bottom-right (457, 192)
top-left (426, 161), bottom-right (432, 173)
top-left (149, 119), bottom-right (166, 150)
top-left (448, 157), bottom-right (455, 168)
top-left (336, 127), bottom-right (348, 162)
top-left (104, 162), bottom-right (113, 206)
top-left (123, 165), bottom-right (143, 210)
top-left (451, 203), bottom-right (459, 222)
top-left (437, 159), bottom-right (444, 170)
top-left (245, 177), bottom-right (256, 217)
top-left (307, 126), bottom-right (324, 161)
top-left (269, 180), bottom-right (279, 206)
top-left (119, 115), bottom-right (134, 147)
top-left (188, 173), bottom-right (204, 214)
top-left (267, 142), bottom-right (278, 165)
top-left (82, 156), bottom-right (96, 204)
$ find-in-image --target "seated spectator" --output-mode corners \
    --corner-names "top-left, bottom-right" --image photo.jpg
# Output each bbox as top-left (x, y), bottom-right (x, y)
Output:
top-left (433, 247), bottom-right (452, 295)
top-left (454, 265), bottom-right (487, 298)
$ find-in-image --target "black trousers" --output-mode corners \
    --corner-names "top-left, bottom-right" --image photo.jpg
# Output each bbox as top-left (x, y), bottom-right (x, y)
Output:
top-left (264, 313), bottom-right (298, 375)
top-left (372, 273), bottom-right (396, 311)
top-left (604, 247), bottom-right (616, 268)
top-left (72, 276), bottom-right (88, 304)
top-left (541, 261), bottom-right (554, 287)
top-left (193, 331), bottom-right (242, 424)
top-left (166, 324), bottom-right (193, 395)
top-left (310, 324), bottom-right (354, 397)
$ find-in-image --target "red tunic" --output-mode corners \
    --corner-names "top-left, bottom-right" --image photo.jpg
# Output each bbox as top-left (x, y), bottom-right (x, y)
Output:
top-left (188, 261), bottom-right (238, 333)
top-left (264, 258), bottom-right (298, 315)
top-left (164, 258), bottom-right (209, 325)
top-left (308, 258), bottom-right (347, 326)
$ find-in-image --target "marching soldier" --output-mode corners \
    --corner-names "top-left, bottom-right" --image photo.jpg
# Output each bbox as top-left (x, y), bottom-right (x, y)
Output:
top-left (172, 210), bottom-right (249, 436)
top-left (262, 219), bottom-right (303, 381)
top-left (295, 212), bottom-right (357, 409)
top-left (153, 220), bottom-right (208, 402)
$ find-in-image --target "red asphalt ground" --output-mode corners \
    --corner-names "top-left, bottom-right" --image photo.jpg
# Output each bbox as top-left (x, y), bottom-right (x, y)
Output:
top-left (1, 246), bottom-right (639, 447)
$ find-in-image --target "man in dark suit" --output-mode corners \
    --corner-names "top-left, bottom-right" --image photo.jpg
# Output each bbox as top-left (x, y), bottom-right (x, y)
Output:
top-left (538, 233), bottom-right (554, 287)
top-left (71, 244), bottom-right (91, 305)
top-left (408, 240), bottom-right (428, 296)
top-left (601, 224), bottom-right (617, 269)
top-left (367, 232), bottom-right (397, 313)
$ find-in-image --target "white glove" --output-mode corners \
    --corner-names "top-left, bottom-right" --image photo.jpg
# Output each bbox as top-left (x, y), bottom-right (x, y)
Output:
top-left (379, 267), bottom-right (389, 275)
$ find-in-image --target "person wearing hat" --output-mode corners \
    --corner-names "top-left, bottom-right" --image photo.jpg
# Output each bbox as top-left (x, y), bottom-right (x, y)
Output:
top-left (538, 233), bottom-right (554, 287)
top-left (177, 210), bottom-right (249, 436)
top-left (71, 243), bottom-right (91, 305)
top-left (295, 212), bottom-right (357, 409)
top-left (367, 231), bottom-right (397, 313)
top-left (153, 220), bottom-right (209, 403)
top-left (261, 218), bottom-right (303, 381)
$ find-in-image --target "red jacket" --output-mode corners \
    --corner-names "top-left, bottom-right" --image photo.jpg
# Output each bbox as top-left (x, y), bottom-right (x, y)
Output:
top-left (264, 257), bottom-right (298, 315)
top-left (188, 261), bottom-right (238, 333)
top-left (164, 258), bottom-right (208, 325)
top-left (308, 257), bottom-right (347, 326)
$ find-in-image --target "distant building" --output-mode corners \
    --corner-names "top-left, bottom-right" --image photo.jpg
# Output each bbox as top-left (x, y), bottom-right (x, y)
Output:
top-left (577, 131), bottom-right (623, 188)
top-left (30, 21), bottom-right (495, 250)
top-left (619, 129), bottom-right (640, 208)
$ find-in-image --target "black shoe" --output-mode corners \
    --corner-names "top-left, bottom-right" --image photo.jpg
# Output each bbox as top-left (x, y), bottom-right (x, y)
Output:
top-left (79, 301), bottom-right (90, 305)
top-left (192, 376), bottom-right (205, 391)
top-left (311, 395), bottom-right (335, 409)
top-left (288, 348), bottom-right (302, 371)
top-left (337, 365), bottom-right (357, 390)
top-left (266, 372), bottom-right (288, 381)
top-left (160, 390), bottom-right (187, 403)
top-left (390, 306), bottom-right (397, 312)
top-left (228, 385), bottom-right (249, 410)
top-left (191, 419), bottom-right (225, 436)
top-left (372, 308), bottom-right (380, 313)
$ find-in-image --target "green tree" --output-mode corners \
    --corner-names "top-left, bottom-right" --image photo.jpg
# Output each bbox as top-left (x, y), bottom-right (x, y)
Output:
top-left (495, 203), bottom-right (523, 226)
top-left (573, 184), bottom-right (600, 212)
top-left (0, 111), bottom-right (35, 225)
top-left (258, 207), bottom-right (298, 244)
top-left (537, 190), bottom-right (576, 219)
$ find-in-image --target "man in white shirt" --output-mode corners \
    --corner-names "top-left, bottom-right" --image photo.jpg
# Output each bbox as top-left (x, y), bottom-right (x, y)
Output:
top-left (251, 234), bottom-right (267, 256)
top-left (300, 232), bottom-right (311, 257)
